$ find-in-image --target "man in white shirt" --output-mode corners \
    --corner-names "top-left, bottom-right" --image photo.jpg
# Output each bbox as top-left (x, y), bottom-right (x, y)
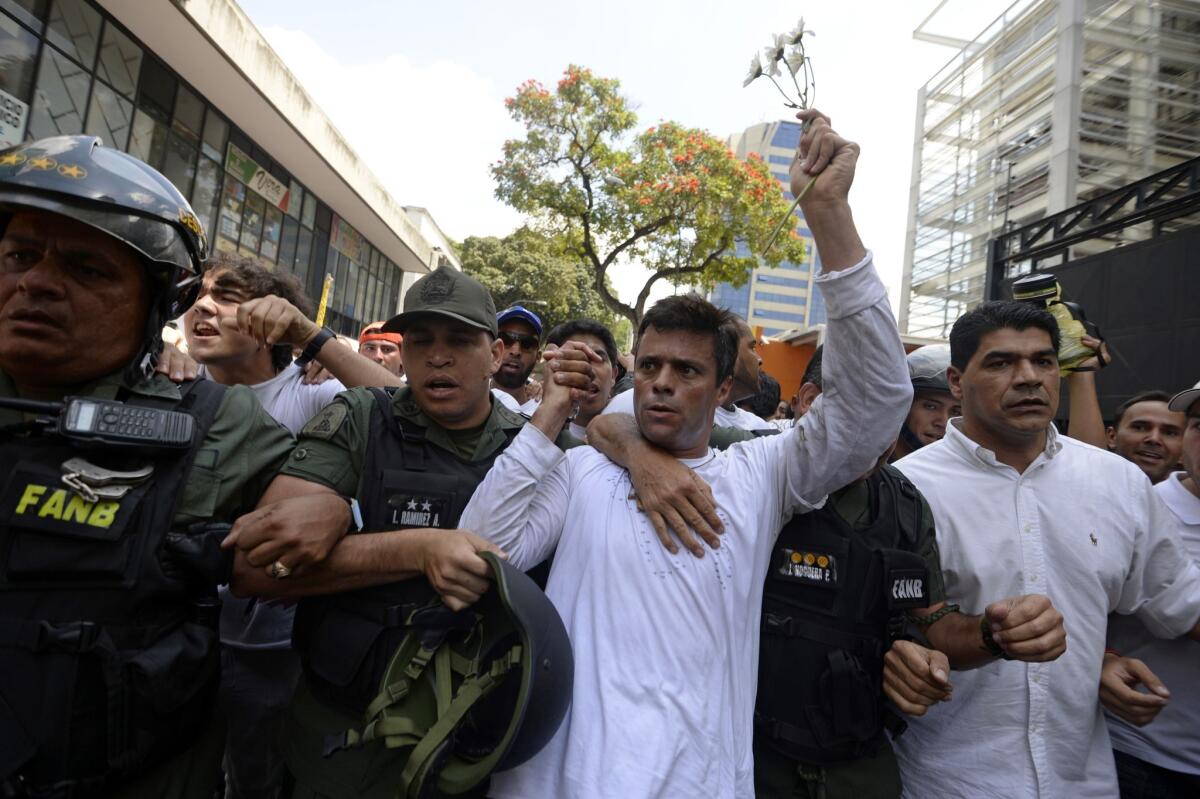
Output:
top-left (180, 253), bottom-right (402, 799)
top-left (601, 314), bottom-right (777, 433)
top-left (890, 301), bottom-right (1200, 799)
top-left (459, 110), bottom-right (913, 798)
top-left (1102, 379), bottom-right (1200, 798)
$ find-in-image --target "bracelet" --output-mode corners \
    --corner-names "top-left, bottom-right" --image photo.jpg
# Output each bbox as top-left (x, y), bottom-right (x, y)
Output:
top-left (980, 616), bottom-right (1011, 660)
top-left (295, 326), bottom-right (335, 367)
top-left (905, 603), bottom-right (960, 626)
top-left (1104, 647), bottom-right (1122, 658)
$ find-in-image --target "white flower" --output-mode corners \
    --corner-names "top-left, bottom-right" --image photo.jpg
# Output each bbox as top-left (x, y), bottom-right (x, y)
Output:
top-left (786, 46), bottom-right (805, 76)
top-left (786, 18), bottom-right (806, 45)
top-left (603, 174), bottom-right (626, 188)
top-left (764, 33), bottom-right (787, 65)
top-left (742, 52), bottom-right (765, 87)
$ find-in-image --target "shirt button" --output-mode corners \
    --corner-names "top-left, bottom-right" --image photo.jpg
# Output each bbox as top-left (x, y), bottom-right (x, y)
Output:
top-left (1030, 573), bottom-right (1038, 582)
top-left (293, 448), bottom-right (308, 461)
top-left (1023, 525), bottom-right (1031, 533)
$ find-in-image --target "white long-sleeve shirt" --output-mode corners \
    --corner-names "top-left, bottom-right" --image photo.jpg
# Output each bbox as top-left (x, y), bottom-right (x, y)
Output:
top-left (460, 254), bottom-right (911, 799)
top-left (892, 423), bottom-right (1200, 799)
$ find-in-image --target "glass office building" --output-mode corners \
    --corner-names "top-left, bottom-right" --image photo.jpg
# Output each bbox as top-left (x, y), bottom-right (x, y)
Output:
top-left (0, 0), bottom-right (443, 335)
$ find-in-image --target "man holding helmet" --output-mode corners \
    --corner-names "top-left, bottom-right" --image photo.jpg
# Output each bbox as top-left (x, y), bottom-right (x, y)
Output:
top-left (0, 136), bottom-right (307, 796)
top-left (890, 344), bottom-right (959, 461)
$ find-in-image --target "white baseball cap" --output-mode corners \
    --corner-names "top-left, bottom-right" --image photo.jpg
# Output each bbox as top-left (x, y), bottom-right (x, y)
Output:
top-left (1167, 379), bottom-right (1200, 413)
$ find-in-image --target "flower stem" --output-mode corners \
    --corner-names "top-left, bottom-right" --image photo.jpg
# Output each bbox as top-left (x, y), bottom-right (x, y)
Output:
top-left (766, 75), bottom-right (800, 108)
top-left (761, 174), bottom-right (818, 256)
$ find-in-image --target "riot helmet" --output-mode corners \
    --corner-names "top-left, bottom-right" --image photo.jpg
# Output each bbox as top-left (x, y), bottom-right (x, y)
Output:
top-left (899, 344), bottom-right (953, 454)
top-left (325, 552), bottom-right (574, 796)
top-left (0, 136), bottom-right (209, 382)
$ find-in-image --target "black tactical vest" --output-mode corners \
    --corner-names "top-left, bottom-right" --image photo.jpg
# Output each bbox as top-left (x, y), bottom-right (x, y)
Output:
top-left (293, 389), bottom-right (525, 716)
top-left (0, 380), bottom-right (227, 795)
top-left (755, 465), bottom-right (930, 765)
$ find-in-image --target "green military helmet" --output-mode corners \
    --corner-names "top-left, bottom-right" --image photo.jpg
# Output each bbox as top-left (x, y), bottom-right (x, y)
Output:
top-left (0, 135), bottom-right (210, 379)
top-left (327, 551), bottom-right (574, 797)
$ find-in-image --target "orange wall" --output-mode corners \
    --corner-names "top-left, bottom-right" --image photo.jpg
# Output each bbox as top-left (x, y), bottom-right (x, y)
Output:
top-left (758, 333), bottom-right (930, 402)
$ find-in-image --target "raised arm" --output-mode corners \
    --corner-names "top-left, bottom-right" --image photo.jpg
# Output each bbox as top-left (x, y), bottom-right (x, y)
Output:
top-left (769, 111), bottom-right (911, 510)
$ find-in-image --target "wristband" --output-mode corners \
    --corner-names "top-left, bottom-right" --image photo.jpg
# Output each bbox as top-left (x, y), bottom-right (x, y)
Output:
top-left (295, 326), bottom-right (335, 367)
top-left (980, 617), bottom-right (1011, 660)
top-left (1104, 647), bottom-right (1122, 658)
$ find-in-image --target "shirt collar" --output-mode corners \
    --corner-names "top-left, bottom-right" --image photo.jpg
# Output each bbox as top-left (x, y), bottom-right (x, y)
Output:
top-left (1158, 472), bottom-right (1200, 526)
top-left (944, 417), bottom-right (1062, 469)
top-left (391, 384), bottom-right (523, 461)
top-left (0, 367), bottom-right (180, 425)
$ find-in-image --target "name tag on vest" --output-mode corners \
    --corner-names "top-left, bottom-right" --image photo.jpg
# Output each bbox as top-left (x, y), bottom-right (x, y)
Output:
top-left (385, 492), bottom-right (452, 529)
top-left (773, 546), bottom-right (840, 587)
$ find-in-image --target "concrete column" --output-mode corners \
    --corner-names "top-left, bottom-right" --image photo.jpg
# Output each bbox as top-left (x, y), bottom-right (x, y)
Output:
top-left (1046, 0), bottom-right (1086, 213)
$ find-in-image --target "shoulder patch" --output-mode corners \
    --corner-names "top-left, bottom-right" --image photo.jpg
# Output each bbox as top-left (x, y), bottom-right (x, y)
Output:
top-left (301, 402), bottom-right (349, 440)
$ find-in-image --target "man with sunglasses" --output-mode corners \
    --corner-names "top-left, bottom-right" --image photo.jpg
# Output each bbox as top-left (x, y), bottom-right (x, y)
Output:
top-left (491, 305), bottom-right (543, 415)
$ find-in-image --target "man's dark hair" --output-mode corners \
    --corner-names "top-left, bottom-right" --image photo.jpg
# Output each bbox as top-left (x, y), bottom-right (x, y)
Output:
top-left (545, 319), bottom-right (619, 367)
top-left (949, 300), bottom-right (1061, 371)
top-left (637, 294), bottom-right (737, 384)
top-left (1112, 390), bottom-right (1174, 429)
top-left (737, 372), bottom-right (781, 420)
top-left (801, 345), bottom-right (824, 389)
top-left (209, 252), bottom-right (314, 372)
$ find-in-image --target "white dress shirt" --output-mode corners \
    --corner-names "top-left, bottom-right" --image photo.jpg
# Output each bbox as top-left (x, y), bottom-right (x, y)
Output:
top-left (892, 423), bottom-right (1200, 798)
top-left (460, 254), bottom-right (912, 798)
top-left (1106, 471), bottom-right (1200, 775)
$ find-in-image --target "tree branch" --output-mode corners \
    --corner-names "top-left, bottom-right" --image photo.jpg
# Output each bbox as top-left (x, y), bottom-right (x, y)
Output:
top-left (633, 240), bottom-right (731, 319)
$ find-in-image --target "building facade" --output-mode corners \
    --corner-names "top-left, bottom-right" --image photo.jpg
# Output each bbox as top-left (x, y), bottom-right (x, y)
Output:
top-left (709, 120), bottom-right (825, 338)
top-left (901, 0), bottom-right (1200, 338)
top-left (0, 0), bottom-right (446, 335)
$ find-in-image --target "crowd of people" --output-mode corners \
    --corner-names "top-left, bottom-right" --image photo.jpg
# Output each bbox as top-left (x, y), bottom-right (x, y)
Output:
top-left (0, 110), bottom-right (1197, 799)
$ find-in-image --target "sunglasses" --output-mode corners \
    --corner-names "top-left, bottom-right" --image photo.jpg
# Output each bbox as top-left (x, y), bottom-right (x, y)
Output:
top-left (499, 330), bottom-right (540, 352)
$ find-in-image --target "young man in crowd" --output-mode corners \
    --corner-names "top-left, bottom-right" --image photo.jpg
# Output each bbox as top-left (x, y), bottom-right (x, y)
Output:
top-left (458, 109), bottom-right (913, 798)
top-left (491, 304), bottom-right (543, 414)
top-left (181, 253), bottom-right (402, 798)
top-left (888, 301), bottom-right (1200, 798)
top-left (543, 318), bottom-right (619, 441)
top-left (357, 320), bottom-right (404, 378)
top-left (737, 371), bottom-right (781, 421)
top-left (890, 344), bottom-right (959, 461)
top-left (1106, 389), bottom-right (1185, 484)
top-left (603, 313), bottom-right (777, 432)
top-left (1102, 379), bottom-right (1200, 798)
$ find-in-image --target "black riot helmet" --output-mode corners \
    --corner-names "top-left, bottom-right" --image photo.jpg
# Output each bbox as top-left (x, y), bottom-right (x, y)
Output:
top-left (325, 552), bottom-right (574, 796)
top-left (0, 135), bottom-right (209, 382)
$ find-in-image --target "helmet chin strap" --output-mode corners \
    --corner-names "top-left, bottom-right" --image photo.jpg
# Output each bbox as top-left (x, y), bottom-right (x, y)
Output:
top-left (123, 265), bottom-right (188, 388)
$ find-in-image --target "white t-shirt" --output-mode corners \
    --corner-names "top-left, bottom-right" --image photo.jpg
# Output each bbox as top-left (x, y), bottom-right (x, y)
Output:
top-left (1106, 471), bottom-right (1200, 775)
top-left (460, 254), bottom-right (912, 798)
top-left (211, 363), bottom-right (346, 650)
top-left (602, 388), bottom-right (777, 432)
top-left (892, 425), bottom-right (1200, 798)
top-left (491, 387), bottom-right (540, 416)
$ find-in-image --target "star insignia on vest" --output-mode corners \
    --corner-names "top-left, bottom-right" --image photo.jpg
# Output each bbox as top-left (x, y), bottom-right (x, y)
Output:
top-left (28, 156), bottom-right (57, 170)
top-left (419, 267), bottom-right (455, 304)
top-left (0, 152), bottom-right (26, 167)
top-left (300, 402), bottom-right (348, 440)
top-left (57, 163), bottom-right (87, 179)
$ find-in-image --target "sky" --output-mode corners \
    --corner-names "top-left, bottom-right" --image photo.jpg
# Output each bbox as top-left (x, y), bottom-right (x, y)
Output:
top-left (238, 0), bottom-right (1020, 308)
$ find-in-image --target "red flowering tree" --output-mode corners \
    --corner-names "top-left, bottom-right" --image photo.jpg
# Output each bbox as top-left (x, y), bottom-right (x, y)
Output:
top-left (493, 65), bottom-right (807, 327)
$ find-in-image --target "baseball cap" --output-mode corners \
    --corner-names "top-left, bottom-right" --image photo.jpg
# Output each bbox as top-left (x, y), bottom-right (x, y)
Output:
top-left (1167, 379), bottom-right (1200, 414)
top-left (381, 265), bottom-right (498, 336)
top-left (497, 305), bottom-right (543, 337)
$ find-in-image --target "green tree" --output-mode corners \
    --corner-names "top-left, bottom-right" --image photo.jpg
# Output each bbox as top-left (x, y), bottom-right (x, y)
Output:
top-left (493, 65), bottom-right (807, 328)
top-left (459, 227), bottom-right (632, 347)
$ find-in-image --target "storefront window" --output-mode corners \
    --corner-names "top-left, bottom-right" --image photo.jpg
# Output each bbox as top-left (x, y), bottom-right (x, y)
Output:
top-left (1, 0), bottom-right (48, 32)
top-left (201, 109), bottom-right (227, 162)
top-left (191, 155), bottom-right (221, 241)
top-left (301, 191), bottom-right (316, 229)
top-left (294, 225), bottom-right (312, 288)
top-left (94, 19), bottom-right (141, 97)
top-left (261, 204), bottom-right (282, 262)
top-left (127, 107), bottom-right (167, 168)
top-left (239, 190), bottom-right (264, 254)
top-left (286, 179), bottom-right (302, 219)
top-left (45, 0), bottom-right (100, 69)
top-left (162, 130), bottom-right (197, 195)
top-left (0, 10), bottom-right (40, 102)
top-left (28, 45), bottom-right (89, 139)
top-left (172, 83), bottom-right (203, 141)
top-left (83, 79), bottom-right (132, 150)
top-left (218, 173), bottom-right (244, 246)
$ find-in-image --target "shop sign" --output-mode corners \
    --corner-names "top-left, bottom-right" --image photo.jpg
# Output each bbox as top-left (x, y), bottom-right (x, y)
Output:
top-left (225, 143), bottom-right (290, 212)
top-left (0, 89), bottom-right (29, 148)
top-left (330, 214), bottom-right (364, 263)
